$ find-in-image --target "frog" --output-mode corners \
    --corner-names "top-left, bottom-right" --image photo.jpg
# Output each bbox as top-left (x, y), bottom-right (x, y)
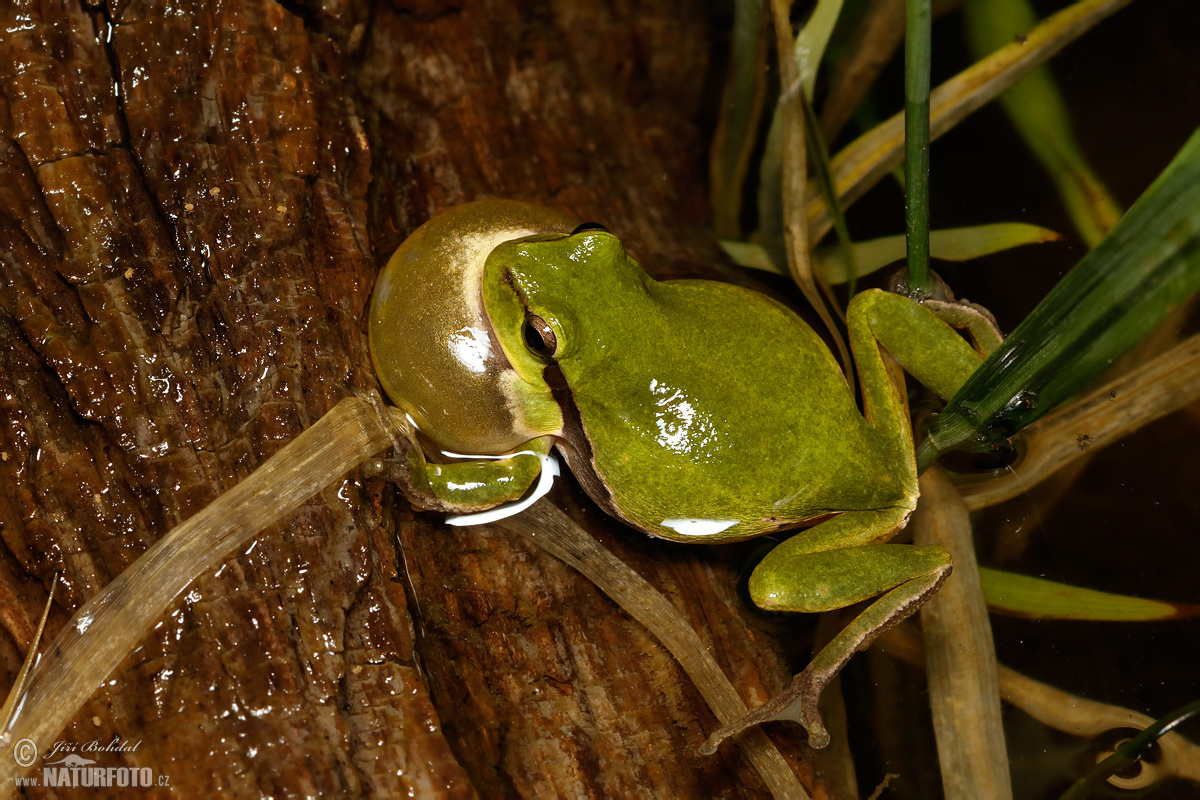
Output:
top-left (369, 199), bottom-right (999, 750)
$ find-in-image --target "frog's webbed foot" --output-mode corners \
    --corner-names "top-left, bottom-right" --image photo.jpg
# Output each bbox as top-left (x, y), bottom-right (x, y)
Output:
top-left (922, 298), bottom-right (1002, 356)
top-left (699, 666), bottom-right (829, 755)
top-left (884, 266), bottom-right (1003, 355)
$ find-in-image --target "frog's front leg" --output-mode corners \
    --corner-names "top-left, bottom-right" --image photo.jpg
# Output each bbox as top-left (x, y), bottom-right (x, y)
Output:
top-left (379, 433), bottom-right (554, 515)
top-left (702, 508), bottom-right (951, 752)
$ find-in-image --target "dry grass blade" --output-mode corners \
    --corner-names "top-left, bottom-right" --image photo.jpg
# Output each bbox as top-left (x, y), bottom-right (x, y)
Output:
top-left (957, 331), bottom-right (1200, 511)
top-left (912, 468), bottom-right (1013, 799)
top-left (770, 0), bottom-right (813, 302)
top-left (499, 503), bottom-right (812, 800)
top-left (993, 673), bottom-right (1200, 790)
top-left (882, 626), bottom-right (1200, 789)
top-left (769, 0), bottom-right (853, 381)
top-left (0, 394), bottom-right (403, 789)
top-left (807, 0), bottom-right (1134, 243)
top-left (0, 576), bottom-right (56, 735)
top-left (819, 0), bottom-right (905, 142)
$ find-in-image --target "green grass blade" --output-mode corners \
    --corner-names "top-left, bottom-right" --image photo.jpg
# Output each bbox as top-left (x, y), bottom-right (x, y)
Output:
top-left (921, 127), bottom-right (1200, 464)
top-left (756, 110), bottom-right (786, 269)
top-left (756, 0), bottom-right (846, 284)
top-left (965, 0), bottom-right (1123, 248)
top-left (903, 0), bottom-right (933, 297)
top-left (980, 568), bottom-right (1200, 622)
top-left (802, 92), bottom-right (860, 296)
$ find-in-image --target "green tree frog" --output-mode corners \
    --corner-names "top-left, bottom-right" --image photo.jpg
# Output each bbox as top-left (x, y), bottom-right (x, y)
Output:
top-left (369, 199), bottom-right (996, 750)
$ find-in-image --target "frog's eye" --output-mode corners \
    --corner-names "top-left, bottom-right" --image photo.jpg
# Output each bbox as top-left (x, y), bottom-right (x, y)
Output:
top-left (523, 315), bottom-right (558, 357)
top-left (571, 222), bottom-right (609, 235)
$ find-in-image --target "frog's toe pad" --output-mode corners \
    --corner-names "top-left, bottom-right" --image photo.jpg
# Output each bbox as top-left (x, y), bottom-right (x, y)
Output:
top-left (698, 668), bottom-right (829, 755)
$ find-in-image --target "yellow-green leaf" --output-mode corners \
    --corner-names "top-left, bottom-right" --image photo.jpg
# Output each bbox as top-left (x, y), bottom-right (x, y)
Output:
top-left (821, 223), bottom-right (1060, 283)
top-left (720, 240), bottom-right (783, 274)
top-left (725, 222), bottom-right (1060, 281)
top-left (980, 567), bottom-right (1199, 621)
top-left (795, 0), bottom-right (843, 98)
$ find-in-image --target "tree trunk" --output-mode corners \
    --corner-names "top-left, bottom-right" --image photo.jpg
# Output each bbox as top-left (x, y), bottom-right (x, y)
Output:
top-left (0, 0), bottom-right (820, 796)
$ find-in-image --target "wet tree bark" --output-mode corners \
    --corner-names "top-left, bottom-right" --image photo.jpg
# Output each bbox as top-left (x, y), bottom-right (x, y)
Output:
top-left (0, 0), bottom-right (818, 796)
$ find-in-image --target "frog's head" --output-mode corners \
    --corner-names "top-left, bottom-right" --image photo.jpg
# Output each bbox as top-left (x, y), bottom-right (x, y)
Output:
top-left (480, 224), bottom-right (651, 396)
top-left (480, 226), bottom-right (688, 530)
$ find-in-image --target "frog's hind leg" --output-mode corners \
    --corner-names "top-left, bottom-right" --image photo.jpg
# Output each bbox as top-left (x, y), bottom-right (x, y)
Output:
top-left (922, 298), bottom-right (1003, 358)
top-left (701, 507), bottom-right (951, 753)
top-left (850, 289), bottom-right (992, 424)
top-left (699, 292), bottom-right (986, 753)
top-left (852, 288), bottom-right (998, 414)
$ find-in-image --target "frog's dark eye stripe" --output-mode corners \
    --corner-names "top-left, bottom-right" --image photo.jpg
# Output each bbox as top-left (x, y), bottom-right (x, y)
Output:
top-left (523, 315), bottom-right (558, 357)
top-left (571, 222), bottom-right (609, 235)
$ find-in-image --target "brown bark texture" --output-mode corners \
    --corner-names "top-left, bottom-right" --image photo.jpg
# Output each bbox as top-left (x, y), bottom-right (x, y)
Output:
top-left (0, 0), bottom-right (819, 796)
